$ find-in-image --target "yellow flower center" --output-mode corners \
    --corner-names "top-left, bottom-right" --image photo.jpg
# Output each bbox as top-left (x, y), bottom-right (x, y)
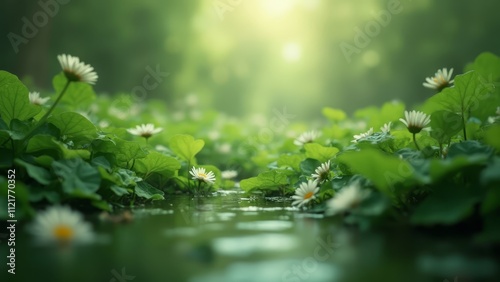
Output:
top-left (199, 173), bottom-right (207, 178)
top-left (304, 191), bottom-right (314, 200)
top-left (53, 225), bottom-right (74, 241)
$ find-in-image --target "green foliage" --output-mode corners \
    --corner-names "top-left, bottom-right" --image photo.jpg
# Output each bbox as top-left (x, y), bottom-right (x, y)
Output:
top-left (0, 71), bottom-right (41, 124)
top-left (304, 143), bottom-right (338, 163)
top-left (2, 51), bottom-right (500, 243)
top-left (338, 149), bottom-right (416, 195)
top-left (169, 134), bottom-right (204, 164)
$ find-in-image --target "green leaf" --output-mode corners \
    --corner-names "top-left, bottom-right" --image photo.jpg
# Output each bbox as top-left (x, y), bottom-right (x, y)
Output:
top-left (429, 155), bottom-right (488, 182)
top-left (134, 151), bottom-right (181, 178)
top-left (277, 154), bottom-right (304, 171)
top-left (447, 140), bottom-right (494, 158)
top-left (135, 181), bottom-right (164, 200)
top-left (110, 185), bottom-right (130, 196)
top-left (92, 137), bottom-right (147, 164)
top-left (322, 107), bottom-right (346, 121)
top-left (480, 157), bottom-right (500, 186)
top-left (170, 134), bottom-right (204, 163)
top-left (240, 170), bottom-right (289, 193)
top-left (411, 185), bottom-right (481, 225)
top-left (53, 73), bottom-right (96, 109)
top-left (0, 71), bottom-right (41, 124)
top-left (14, 159), bottom-right (53, 185)
top-left (48, 112), bottom-right (97, 145)
top-left (27, 135), bottom-right (91, 159)
top-left (299, 158), bottom-right (321, 175)
top-left (467, 52), bottom-right (500, 81)
top-left (484, 125), bottom-right (500, 151)
top-left (338, 149), bottom-right (417, 195)
top-left (429, 110), bottom-right (462, 144)
top-left (52, 158), bottom-right (101, 198)
top-left (304, 143), bottom-right (338, 163)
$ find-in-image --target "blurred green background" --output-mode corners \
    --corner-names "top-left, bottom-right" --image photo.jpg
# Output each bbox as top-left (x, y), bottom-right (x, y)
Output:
top-left (1, 0), bottom-right (499, 119)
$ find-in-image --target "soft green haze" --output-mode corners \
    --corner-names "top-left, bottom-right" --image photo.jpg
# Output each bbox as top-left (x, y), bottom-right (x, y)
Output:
top-left (2, 0), bottom-right (500, 119)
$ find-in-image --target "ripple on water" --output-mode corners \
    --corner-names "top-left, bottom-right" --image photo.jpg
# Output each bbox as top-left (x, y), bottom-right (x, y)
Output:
top-left (189, 259), bottom-right (342, 282)
top-left (212, 233), bottom-right (299, 257)
top-left (236, 220), bottom-right (293, 231)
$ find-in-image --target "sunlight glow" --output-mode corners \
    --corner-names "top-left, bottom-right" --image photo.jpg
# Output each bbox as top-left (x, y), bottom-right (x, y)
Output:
top-left (282, 42), bottom-right (302, 62)
top-left (260, 0), bottom-right (297, 18)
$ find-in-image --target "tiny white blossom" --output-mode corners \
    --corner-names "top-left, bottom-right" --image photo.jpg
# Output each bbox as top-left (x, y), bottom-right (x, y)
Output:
top-left (326, 182), bottom-right (371, 215)
top-left (190, 167), bottom-right (216, 185)
top-left (57, 54), bottom-right (98, 85)
top-left (28, 206), bottom-right (95, 245)
top-left (28, 92), bottom-right (50, 105)
top-left (311, 160), bottom-right (331, 184)
top-left (399, 110), bottom-right (431, 134)
top-left (423, 67), bottom-right (454, 91)
top-left (292, 180), bottom-right (319, 208)
top-left (127, 123), bottom-right (163, 138)
top-left (294, 131), bottom-right (321, 146)
top-left (380, 122), bottom-right (392, 134)
top-left (352, 127), bottom-right (373, 143)
top-left (221, 170), bottom-right (238, 179)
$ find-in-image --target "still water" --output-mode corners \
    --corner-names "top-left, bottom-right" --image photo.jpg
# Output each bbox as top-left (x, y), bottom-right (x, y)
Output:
top-left (7, 192), bottom-right (499, 282)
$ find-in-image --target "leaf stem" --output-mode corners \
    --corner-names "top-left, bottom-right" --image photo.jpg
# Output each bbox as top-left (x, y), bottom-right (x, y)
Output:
top-left (412, 133), bottom-right (421, 151)
top-left (462, 114), bottom-right (467, 141)
top-left (25, 79), bottom-right (71, 140)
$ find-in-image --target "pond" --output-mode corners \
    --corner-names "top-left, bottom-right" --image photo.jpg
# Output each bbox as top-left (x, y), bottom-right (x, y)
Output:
top-left (8, 192), bottom-right (499, 282)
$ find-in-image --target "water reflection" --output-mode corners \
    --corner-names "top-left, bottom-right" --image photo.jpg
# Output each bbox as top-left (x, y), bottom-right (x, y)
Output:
top-left (9, 194), bottom-right (499, 282)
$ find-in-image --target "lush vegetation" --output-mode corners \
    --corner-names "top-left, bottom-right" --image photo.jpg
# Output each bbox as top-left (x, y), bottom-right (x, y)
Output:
top-left (1, 52), bottom-right (500, 243)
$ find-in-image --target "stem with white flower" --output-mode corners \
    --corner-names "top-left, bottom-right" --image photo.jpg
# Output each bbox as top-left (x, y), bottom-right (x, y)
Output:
top-left (25, 80), bottom-right (71, 140)
top-left (412, 133), bottom-right (421, 151)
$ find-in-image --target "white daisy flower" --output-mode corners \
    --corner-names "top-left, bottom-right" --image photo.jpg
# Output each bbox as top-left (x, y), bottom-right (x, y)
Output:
top-left (127, 123), bottom-right (163, 138)
top-left (311, 160), bottom-right (331, 184)
top-left (351, 127), bottom-right (373, 143)
top-left (380, 122), bottom-right (392, 134)
top-left (326, 182), bottom-right (370, 215)
top-left (292, 180), bottom-right (319, 208)
top-left (190, 167), bottom-right (216, 185)
top-left (294, 130), bottom-right (321, 146)
top-left (28, 91), bottom-right (50, 106)
top-left (399, 110), bottom-right (431, 134)
top-left (57, 54), bottom-right (98, 85)
top-left (221, 170), bottom-right (238, 179)
top-left (423, 67), bottom-right (454, 91)
top-left (28, 206), bottom-right (95, 245)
